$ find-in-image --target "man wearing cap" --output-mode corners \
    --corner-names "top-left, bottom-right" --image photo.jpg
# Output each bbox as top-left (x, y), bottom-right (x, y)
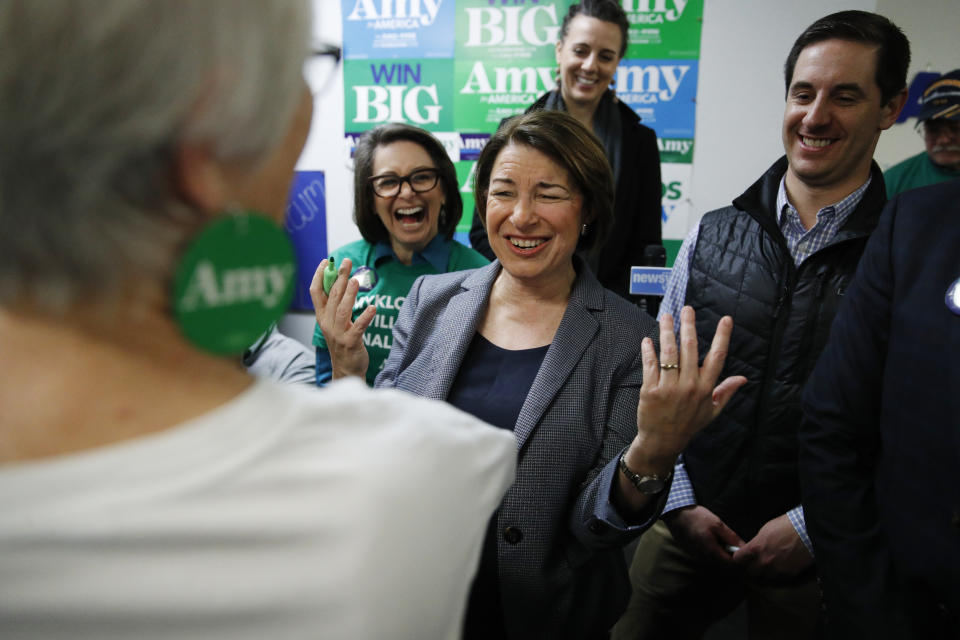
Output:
top-left (885, 69), bottom-right (960, 197)
top-left (613, 10), bottom-right (909, 639)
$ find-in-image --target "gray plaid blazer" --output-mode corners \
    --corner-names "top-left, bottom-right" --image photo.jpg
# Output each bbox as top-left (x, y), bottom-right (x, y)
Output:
top-left (376, 258), bottom-right (662, 639)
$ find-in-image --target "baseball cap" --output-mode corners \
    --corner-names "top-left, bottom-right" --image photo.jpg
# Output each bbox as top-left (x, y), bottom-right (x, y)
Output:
top-left (918, 69), bottom-right (960, 121)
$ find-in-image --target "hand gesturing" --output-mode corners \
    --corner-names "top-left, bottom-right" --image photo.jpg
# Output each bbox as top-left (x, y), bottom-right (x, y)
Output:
top-left (309, 257), bottom-right (375, 380)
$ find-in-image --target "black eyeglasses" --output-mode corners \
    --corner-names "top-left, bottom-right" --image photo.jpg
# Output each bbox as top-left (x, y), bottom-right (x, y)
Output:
top-left (369, 169), bottom-right (440, 198)
top-left (306, 42), bottom-right (342, 98)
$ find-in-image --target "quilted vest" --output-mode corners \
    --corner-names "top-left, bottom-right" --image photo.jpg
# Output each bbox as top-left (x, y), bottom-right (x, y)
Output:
top-left (682, 157), bottom-right (887, 539)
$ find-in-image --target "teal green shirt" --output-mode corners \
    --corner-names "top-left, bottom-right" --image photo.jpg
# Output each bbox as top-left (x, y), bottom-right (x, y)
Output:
top-left (885, 152), bottom-right (960, 198)
top-left (313, 235), bottom-right (489, 386)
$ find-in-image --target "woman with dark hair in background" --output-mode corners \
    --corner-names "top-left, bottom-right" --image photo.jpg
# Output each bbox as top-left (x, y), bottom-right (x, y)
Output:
top-left (313, 123), bottom-right (489, 386)
top-left (316, 110), bottom-right (745, 639)
top-left (0, 2), bottom-right (515, 638)
top-left (470, 0), bottom-right (663, 300)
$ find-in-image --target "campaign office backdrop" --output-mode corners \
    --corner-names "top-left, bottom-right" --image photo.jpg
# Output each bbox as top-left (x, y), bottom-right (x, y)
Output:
top-left (280, 0), bottom-right (958, 341)
top-left (285, 0), bottom-right (704, 310)
top-left (340, 0), bottom-right (702, 258)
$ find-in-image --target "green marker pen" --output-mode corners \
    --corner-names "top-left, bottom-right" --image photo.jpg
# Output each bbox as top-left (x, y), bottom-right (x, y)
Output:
top-left (322, 257), bottom-right (337, 294)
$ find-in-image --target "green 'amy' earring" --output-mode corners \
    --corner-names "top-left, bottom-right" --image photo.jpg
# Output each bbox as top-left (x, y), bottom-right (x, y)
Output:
top-left (172, 212), bottom-right (295, 355)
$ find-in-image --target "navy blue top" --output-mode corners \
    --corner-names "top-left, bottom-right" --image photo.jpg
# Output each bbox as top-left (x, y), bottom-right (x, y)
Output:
top-left (448, 332), bottom-right (549, 431)
top-left (448, 332), bottom-right (549, 640)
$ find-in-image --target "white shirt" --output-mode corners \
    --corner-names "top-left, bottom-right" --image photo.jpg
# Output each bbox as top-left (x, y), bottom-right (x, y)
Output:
top-left (0, 378), bottom-right (516, 640)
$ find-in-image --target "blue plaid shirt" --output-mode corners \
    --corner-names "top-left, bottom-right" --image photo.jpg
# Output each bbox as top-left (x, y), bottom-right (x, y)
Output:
top-left (660, 175), bottom-right (872, 554)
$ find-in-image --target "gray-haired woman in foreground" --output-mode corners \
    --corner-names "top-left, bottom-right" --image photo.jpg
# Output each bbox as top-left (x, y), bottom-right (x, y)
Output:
top-left (0, 2), bottom-right (515, 639)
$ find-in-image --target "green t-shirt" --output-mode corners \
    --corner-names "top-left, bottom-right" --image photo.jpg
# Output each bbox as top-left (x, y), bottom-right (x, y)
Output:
top-left (885, 152), bottom-right (960, 198)
top-left (313, 236), bottom-right (489, 386)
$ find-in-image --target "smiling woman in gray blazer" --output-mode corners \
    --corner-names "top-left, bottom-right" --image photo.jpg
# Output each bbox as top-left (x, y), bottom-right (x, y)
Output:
top-left (313, 110), bottom-right (745, 639)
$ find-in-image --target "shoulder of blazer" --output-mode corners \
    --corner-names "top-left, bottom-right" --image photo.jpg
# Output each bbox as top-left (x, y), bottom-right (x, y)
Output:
top-left (571, 259), bottom-right (651, 327)
top-left (564, 265), bottom-right (655, 384)
top-left (407, 262), bottom-right (499, 307)
top-left (596, 286), bottom-right (657, 346)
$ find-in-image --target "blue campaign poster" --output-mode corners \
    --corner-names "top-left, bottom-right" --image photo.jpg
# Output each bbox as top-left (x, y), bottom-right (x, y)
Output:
top-left (284, 171), bottom-right (328, 311)
top-left (341, 0), bottom-right (455, 59)
top-left (616, 58), bottom-right (699, 140)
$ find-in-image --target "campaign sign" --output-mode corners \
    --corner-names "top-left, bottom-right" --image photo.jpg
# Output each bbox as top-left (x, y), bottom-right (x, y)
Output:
top-left (433, 131), bottom-right (464, 162)
top-left (455, 0), bottom-right (565, 63)
top-left (284, 171), bottom-right (328, 311)
top-left (456, 160), bottom-right (479, 233)
top-left (344, 58), bottom-right (454, 134)
top-left (617, 58), bottom-right (698, 140)
top-left (621, 0), bottom-right (703, 59)
top-left (660, 161), bottom-right (691, 243)
top-left (454, 58), bottom-right (555, 133)
top-left (629, 266), bottom-right (671, 297)
top-left (341, 0), bottom-right (455, 59)
top-left (459, 133), bottom-right (491, 161)
top-left (657, 137), bottom-right (694, 164)
top-left (342, 130), bottom-right (464, 159)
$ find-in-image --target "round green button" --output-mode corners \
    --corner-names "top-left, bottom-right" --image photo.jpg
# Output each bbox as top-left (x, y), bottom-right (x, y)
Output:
top-left (173, 213), bottom-right (295, 355)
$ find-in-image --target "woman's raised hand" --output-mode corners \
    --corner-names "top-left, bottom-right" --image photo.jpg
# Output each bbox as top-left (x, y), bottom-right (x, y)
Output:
top-left (632, 306), bottom-right (747, 470)
top-left (309, 257), bottom-right (376, 380)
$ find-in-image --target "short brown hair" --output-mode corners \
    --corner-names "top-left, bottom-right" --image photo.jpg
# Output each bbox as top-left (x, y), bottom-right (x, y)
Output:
top-left (784, 11), bottom-right (910, 105)
top-left (474, 110), bottom-right (614, 252)
top-left (560, 0), bottom-right (629, 58)
top-left (352, 123), bottom-right (461, 244)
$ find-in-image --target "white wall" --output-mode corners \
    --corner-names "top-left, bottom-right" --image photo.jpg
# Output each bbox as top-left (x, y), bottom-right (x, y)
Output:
top-left (874, 0), bottom-right (960, 167)
top-left (691, 0), bottom-right (960, 219)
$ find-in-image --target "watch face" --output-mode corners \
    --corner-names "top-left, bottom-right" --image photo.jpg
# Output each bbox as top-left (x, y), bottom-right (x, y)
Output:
top-left (637, 476), bottom-right (667, 495)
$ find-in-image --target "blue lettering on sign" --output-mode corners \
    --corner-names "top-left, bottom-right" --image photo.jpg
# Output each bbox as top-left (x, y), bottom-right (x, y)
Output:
top-left (629, 266), bottom-right (671, 296)
top-left (370, 63), bottom-right (421, 84)
top-left (460, 133), bottom-right (490, 160)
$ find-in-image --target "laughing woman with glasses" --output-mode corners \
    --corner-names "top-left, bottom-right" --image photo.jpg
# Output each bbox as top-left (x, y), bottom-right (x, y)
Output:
top-left (311, 124), bottom-right (489, 386)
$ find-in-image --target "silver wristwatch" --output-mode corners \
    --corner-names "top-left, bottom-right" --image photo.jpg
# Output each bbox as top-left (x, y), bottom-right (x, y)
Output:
top-left (618, 452), bottom-right (673, 496)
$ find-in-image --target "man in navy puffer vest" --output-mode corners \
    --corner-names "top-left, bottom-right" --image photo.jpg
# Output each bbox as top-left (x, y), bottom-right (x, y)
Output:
top-left (614, 11), bottom-right (910, 639)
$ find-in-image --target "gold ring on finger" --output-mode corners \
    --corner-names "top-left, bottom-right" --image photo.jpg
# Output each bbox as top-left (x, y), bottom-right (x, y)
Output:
top-left (660, 363), bottom-right (680, 371)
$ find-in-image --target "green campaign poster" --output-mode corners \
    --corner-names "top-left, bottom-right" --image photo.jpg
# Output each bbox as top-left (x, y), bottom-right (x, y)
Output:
top-left (455, 0), bottom-right (567, 64)
top-left (344, 58), bottom-right (455, 134)
top-left (455, 160), bottom-right (478, 234)
top-left (341, 1), bottom-right (706, 254)
top-left (454, 58), bottom-right (557, 133)
top-left (658, 137), bottom-right (695, 164)
top-left (621, 0), bottom-right (704, 59)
